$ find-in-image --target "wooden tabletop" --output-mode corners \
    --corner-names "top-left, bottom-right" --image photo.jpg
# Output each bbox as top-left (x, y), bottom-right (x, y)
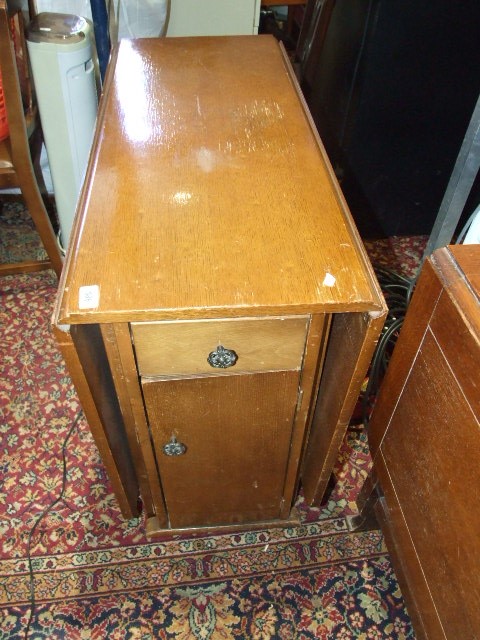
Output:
top-left (55, 36), bottom-right (383, 325)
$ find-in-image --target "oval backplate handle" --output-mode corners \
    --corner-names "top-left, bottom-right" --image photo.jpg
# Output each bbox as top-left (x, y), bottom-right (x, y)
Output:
top-left (162, 436), bottom-right (187, 456)
top-left (207, 345), bottom-right (238, 369)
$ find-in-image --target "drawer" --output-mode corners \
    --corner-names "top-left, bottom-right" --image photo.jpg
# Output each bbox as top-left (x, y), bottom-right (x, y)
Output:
top-left (131, 316), bottom-right (310, 377)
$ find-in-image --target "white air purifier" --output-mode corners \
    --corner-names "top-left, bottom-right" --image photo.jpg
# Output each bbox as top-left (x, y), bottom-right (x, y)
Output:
top-left (27, 13), bottom-right (98, 251)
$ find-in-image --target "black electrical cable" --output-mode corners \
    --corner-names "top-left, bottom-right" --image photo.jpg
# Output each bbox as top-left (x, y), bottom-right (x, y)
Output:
top-left (23, 410), bottom-right (83, 640)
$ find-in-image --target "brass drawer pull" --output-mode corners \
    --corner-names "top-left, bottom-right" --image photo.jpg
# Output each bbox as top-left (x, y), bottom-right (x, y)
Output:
top-left (162, 436), bottom-right (187, 456)
top-left (207, 345), bottom-right (238, 369)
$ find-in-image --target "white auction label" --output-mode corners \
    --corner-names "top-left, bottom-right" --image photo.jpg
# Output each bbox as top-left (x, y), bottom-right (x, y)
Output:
top-left (78, 285), bottom-right (100, 309)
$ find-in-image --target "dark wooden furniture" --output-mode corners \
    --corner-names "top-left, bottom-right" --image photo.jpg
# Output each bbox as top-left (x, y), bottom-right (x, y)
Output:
top-left (296, 0), bottom-right (480, 237)
top-left (261, 0), bottom-right (305, 39)
top-left (356, 245), bottom-right (480, 639)
top-left (53, 36), bottom-right (385, 536)
top-left (0, 0), bottom-right (62, 277)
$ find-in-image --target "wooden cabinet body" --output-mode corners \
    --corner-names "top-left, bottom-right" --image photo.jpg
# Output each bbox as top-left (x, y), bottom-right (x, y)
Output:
top-left (53, 36), bottom-right (385, 536)
top-left (358, 246), bottom-right (480, 639)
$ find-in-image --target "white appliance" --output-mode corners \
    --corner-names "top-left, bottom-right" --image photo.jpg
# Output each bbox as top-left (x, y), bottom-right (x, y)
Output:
top-left (166, 0), bottom-right (261, 36)
top-left (33, 1), bottom-right (169, 39)
top-left (27, 13), bottom-right (98, 250)
top-left (463, 205), bottom-right (480, 244)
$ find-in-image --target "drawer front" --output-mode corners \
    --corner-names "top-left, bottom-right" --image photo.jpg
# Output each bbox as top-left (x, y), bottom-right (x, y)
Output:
top-left (131, 316), bottom-right (310, 377)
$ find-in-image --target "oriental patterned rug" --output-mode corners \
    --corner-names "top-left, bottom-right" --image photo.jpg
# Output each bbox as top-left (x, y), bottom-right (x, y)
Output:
top-left (0, 201), bottom-right (418, 639)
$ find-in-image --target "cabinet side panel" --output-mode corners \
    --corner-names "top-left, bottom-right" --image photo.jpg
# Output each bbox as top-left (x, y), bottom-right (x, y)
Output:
top-left (301, 310), bottom-right (385, 505)
top-left (372, 484), bottom-right (435, 640)
top-left (70, 324), bottom-right (140, 517)
top-left (366, 247), bottom-right (480, 640)
top-left (377, 326), bottom-right (480, 638)
top-left (281, 313), bottom-right (330, 516)
top-left (101, 324), bottom-right (168, 526)
top-left (53, 324), bottom-right (139, 519)
top-left (368, 259), bottom-right (444, 456)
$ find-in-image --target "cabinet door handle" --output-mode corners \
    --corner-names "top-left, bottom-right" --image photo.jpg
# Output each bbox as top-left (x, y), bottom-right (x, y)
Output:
top-left (207, 345), bottom-right (238, 368)
top-left (162, 436), bottom-right (187, 456)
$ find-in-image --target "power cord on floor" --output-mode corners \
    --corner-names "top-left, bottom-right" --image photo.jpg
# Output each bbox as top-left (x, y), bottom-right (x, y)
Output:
top-left (24, 410), bottom-right (83, 640)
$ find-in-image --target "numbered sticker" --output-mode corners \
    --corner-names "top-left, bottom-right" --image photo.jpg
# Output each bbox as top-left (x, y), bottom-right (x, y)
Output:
top-left (78, 285), bottom-right (100, 309)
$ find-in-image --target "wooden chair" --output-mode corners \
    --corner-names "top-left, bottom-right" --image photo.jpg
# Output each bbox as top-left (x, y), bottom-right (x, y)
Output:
top-left (0, 0), bottom-right (63, 277)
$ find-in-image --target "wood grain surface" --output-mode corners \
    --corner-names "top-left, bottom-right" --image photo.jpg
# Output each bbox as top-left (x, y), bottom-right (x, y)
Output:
top-left (364, 246), bottom-right (480, 639)
top-left (131, 315), bottom-right (310, 376)
top-left (142, 369), bottom-right (301, 528)
top-left (55, 36), bottom-right (383, 325)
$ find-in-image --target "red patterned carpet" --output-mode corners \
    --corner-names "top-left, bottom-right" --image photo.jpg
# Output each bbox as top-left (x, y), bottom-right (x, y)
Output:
top-left (0, 201), bottom-right (419, 639)
top-left (363, 237), bottom-right (427, 280)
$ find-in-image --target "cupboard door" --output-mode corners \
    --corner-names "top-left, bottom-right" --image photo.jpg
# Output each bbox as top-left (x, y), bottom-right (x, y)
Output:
top-left (141, 370), bottom-right (301, 529)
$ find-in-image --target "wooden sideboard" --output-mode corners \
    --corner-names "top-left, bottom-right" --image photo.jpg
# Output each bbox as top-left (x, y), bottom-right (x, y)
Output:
top-left (53, 36), bottom-right (386, 536)
top-left (355, 245), bottom-right (480, 639)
